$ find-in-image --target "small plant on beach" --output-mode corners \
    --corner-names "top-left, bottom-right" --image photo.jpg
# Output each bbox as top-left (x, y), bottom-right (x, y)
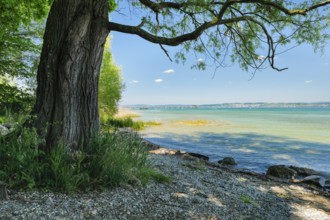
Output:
top-left (241, 194), bottom-right (253, 204)
top-left (0, 127), bottom-right (160, 192)
top-left (141, 169), bottom-right (172, 184)
top-left (240, 194), bottom-right (259, 206)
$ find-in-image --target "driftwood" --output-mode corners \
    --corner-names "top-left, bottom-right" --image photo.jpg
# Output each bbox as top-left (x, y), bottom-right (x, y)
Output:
top-left (0, 183), bottom-right (8, 200)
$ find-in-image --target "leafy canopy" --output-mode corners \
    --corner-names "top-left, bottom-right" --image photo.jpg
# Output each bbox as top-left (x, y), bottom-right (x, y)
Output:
top-left (0, 0), bottom-right (49, 78)
top-left (0, 0), bottom-right (50, 114)
top-left (109, 0), bottom-right (330, 72)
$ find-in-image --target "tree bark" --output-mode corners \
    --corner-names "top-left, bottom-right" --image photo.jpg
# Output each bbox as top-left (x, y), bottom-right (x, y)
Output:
top-left (31, 0), bottom-right (109, 150)
top-left (0, 183), bottom-right (8, 200)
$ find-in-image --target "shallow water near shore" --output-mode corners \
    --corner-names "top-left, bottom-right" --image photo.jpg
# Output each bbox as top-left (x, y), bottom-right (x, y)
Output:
top-left (134, 107), bottom-right (330, 176)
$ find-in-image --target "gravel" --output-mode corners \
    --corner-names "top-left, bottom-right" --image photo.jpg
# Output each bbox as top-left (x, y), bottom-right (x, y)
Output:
top-left (1, 153), bottom-right (330, 220)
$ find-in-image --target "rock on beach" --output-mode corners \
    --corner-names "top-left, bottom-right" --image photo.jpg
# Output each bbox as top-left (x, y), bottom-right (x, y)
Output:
top-left (218, 157), bottom-right (237, 165)
top-left (267, 165), bottom-right (297, 179)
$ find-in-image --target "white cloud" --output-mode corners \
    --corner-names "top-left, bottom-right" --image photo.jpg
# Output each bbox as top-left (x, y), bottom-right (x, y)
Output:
top-left (324, 62), bottom-right (329, 66)
top-left (154, 79), bottom-right (163, 83)
top-left (197, 58), bottom-right (203, 62)
top-left (129, 80), bottom-right (139, 84)
top-left (163, 69), bottom-right (175, 74)
top-left (193, 78), bottom-right (198, 81)
top-left (257, 55), bottom-right (266, 60)
top-left (304, 80), bottom-right (313, 84)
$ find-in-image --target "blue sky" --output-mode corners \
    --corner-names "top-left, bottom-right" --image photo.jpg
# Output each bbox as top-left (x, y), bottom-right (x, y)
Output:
top-left (109, 7), bottom-right (330, 105)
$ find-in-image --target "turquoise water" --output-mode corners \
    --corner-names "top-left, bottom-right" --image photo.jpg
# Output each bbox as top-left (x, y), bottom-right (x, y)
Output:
top-left (135, 107), bottom-right (330, 176)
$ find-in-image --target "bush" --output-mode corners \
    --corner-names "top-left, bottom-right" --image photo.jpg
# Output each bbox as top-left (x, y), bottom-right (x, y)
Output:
top-left (0, 128), bottom-right (44, 189)
top-left (0, 128), bottom-right (167, 192)
top-left (105, 117), bottom-right (145, 130)
top-left (0, 81), bottom-right (35, 116)
top-left (103, 117), bottom-right (162, 131)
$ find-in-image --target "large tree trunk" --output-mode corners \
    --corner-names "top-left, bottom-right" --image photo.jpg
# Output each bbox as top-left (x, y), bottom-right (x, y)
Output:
top-left (31, 0), bottom-right (109, 150)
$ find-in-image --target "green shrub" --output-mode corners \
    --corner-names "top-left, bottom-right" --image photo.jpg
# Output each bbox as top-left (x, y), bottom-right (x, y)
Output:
top-left (104, 117), bottom-right (162, 132)
top-left (0, 81), bottom-right (35, 116)
top-left (0, 128), bottom-right (163, 192)
top-left (0, 128), bottom-right (44, 189)
top-left (105, 117), bottom-right (145, 130)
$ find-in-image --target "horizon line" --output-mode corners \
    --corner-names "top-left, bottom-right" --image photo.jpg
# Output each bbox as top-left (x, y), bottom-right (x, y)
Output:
top-left (121, 101), bottom-right (330, 106)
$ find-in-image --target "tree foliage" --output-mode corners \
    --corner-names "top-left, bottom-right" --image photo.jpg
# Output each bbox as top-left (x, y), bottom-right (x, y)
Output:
top-left (98, 37), bottom-right (123, 122)
top-left (0, 77), bottom-right (34, 115)
top-left (109, 0), bottom-right (330, 72)
top-left (0, 0), bottom-right (49, 79)
top-left (0, 0), bottom-right (50, 114)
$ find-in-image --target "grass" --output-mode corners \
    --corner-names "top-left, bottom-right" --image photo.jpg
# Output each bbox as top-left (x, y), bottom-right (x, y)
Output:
top-left (105, 117), bottom-right (145, 130)
top-left (104, 117), bottom-right (161, 131)
top-left (240, 194), bottom-right (258, 206)
top-left (0, 127), bottom-right (169, 193)
top-left (241, 194), bottom-right (253, 204)
top-left (0, 110), bottom-right (28, 124)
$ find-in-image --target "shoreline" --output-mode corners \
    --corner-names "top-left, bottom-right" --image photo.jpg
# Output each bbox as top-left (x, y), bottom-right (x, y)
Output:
top-left (141, 131), bottom-right (330, 177)
top-left (143, 137), bottom-right (330, 190)
top-left (1, 144), bottom-right (329, 219)
top-left (118, 108), bottom-right (330, 182)
top-left (127, 108), bottom-right (330, 176)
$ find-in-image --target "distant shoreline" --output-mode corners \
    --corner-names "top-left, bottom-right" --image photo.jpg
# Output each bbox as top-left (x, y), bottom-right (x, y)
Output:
top-left (123, 102), bottom-right (330, 110)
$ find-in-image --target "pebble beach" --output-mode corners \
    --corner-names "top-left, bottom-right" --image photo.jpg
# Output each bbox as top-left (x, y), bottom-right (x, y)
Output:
top-left (1, 149), bottom-right (329, 220)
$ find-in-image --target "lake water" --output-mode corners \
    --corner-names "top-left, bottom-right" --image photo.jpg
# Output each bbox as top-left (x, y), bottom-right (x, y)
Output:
top-left (134, 107), bottom-right (330, 176)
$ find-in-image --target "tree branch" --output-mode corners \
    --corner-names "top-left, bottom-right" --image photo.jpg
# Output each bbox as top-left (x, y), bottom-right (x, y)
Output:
top-left (139, 0), bottom-right (330, 16)
top-left (139, 0), bottom-right (182, 12)
top-left (108, 16), bottom-right (253, 46)
top-left (138, 0), bottom-right (224, 12)
top-left (159, 44), bottom-right (173, 62)
top-left (230, 0), bottom-right (330, 16)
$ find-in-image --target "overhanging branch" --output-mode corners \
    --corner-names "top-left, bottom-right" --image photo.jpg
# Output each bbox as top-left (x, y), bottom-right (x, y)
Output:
top-left (229, 0), bottom-right (330, 16)
top-left (108, 16), bottom-right (252, 46)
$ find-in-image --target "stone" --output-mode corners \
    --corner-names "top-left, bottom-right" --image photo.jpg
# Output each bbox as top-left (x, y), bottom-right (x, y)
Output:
top-left (150, 148), bottom-right (180, 155)
top-left (288, 166), bottom-right (318, 177)
top-left (301, 175), bottom-right (326, 187)
top-left (142, 139), bottom-right (161, 150)
top-left (266, 165), bottom-right (297, 179)
top-left (0, 125), bottom-right (9, 136)
top-left (325, 178), bottom-right (330, 188)
top-left (218, 157), bottom-right (237, 165)
top-left (186, 152), bottom-right (209, 161)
